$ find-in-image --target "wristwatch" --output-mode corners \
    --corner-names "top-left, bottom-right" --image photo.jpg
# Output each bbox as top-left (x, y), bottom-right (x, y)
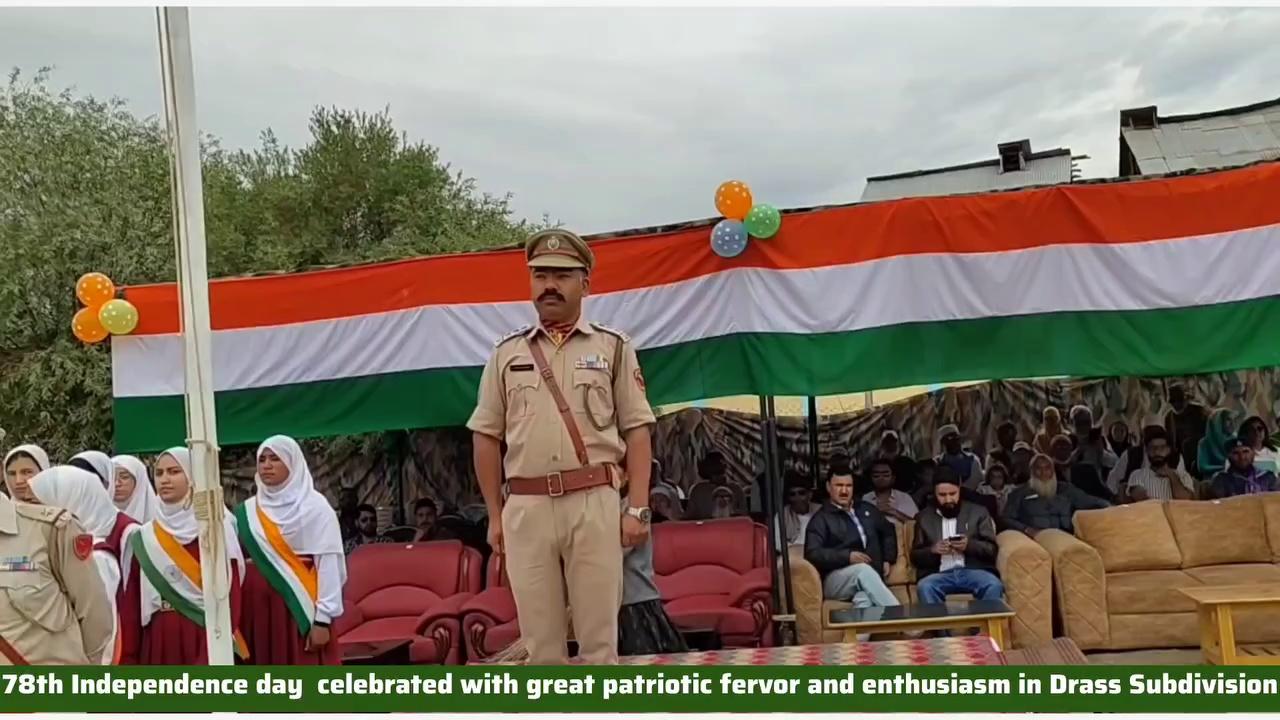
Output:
top-left (626, 506), bottom-right (653, 524)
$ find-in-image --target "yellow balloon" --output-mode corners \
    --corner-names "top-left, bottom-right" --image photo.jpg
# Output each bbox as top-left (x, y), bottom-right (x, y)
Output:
top-left (98, 299), bottom-right (139, 336)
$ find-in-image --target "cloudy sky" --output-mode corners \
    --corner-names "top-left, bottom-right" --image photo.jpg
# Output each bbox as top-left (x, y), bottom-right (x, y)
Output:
top-left (3, 7), bottom-right (1279, 232)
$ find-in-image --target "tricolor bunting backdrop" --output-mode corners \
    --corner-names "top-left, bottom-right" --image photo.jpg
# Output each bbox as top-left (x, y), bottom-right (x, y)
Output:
top-left (113, 161), bottom-right (1280, 451)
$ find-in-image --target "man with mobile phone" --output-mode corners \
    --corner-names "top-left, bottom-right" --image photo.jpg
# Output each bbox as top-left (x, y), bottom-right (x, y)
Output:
top-left (910, 467), bottom-right (1004, 605)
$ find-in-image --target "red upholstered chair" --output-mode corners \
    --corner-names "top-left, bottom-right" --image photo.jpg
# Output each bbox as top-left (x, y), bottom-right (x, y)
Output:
top-left (334, 540), bottom-right (481, 664)
top-left (652, 517), bottom-right (774, 647)
top-left (461, 554), bottom-right (520, 662)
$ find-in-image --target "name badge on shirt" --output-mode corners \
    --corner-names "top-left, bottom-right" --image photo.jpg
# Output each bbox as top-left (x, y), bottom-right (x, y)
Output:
top-left (0, 556), bottom-right (34, 572)
top-left (575, 355), bottom-right (610, 371)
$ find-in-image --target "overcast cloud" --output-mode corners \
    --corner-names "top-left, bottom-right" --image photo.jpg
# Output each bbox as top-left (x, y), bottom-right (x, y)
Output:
top-left (3, 7), bottom-right (1279, 232)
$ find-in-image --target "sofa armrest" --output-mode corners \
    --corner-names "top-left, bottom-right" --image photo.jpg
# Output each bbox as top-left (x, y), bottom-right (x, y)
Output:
top-left (332, 602), bottom-right (363, 640)
top-left (995, 530), bottom-right (1053, 649)
top-left (784, 549), bottom-right (826, 646)
top-left (1036, 529), bottom-right (1110, 650)
top-left (461, 587), bottom-right (517, 623)
top-left (415, 592), bottom-right (474, 634)
top-left (727, 567), bottom-right (772, 607)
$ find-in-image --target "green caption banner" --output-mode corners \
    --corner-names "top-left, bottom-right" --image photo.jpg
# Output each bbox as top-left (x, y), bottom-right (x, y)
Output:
top-left (2, 666), bottom-right (1279, 713)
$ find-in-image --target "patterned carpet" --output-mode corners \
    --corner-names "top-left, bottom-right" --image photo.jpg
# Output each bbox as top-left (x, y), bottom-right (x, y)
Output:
top-left (619, 636), bottom-right (1002, 665)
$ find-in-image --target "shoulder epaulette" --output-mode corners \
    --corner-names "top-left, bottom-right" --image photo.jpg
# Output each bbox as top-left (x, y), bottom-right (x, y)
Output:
top-left (495, 325), bottom-right (532, 347)
top-left (15, 504), bottom-right (67, 526)
top-left (590, 322), bottom-right (631, 343)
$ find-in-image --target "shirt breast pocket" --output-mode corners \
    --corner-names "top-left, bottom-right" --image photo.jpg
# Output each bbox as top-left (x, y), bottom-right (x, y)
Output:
top-left (504, 361), bottom-right (541, 420)
top-left (573, 368), bottom-right (615, 428)
top-left (0, 570), bottom-right (73, 633)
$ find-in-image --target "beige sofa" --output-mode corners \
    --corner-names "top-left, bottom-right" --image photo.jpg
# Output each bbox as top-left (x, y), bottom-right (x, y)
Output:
top-left (1041, 493), bottom-right (1280, 651)
top-left (786, 520), bottom-right (1053, 649)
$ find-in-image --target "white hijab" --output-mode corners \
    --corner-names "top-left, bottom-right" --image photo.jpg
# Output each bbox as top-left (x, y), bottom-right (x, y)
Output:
top-left (30, 466), bottom-right (120, 541)
top-left (71, 451), bottom-right (116, 498)
top-left (4, 444), bottom-right (51, 473)
top-left (253, 435), bottom-right (344, 557)
top-left (111, 455), bottom-right (160, 524)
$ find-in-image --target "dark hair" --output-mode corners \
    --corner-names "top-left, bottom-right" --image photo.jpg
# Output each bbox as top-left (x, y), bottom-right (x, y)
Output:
top-left (915, 458), bottom-right (937, 474)
top-left (699, 451), bottom-right (726, 479)
top-left (67, 457), bottom-right (107, 485)
top-left (867, 457), bottom-right (894, 475)
top-left (1144, 426), bottom-right (1170, 447)
top-left (827, 452), bottom-right (854, 479)
top-left (783, 470), bottom-right (809, 492)
top-left (414, 498), bottom-right (438, 513)
top-left (932, 465), bottom-right (961, 489)
top-left (4, 451), bottom-right (39, 472)
top-left (356, 503), bottom-right (377, 516)
top-left (997, 420), bottom-right (1017, 433)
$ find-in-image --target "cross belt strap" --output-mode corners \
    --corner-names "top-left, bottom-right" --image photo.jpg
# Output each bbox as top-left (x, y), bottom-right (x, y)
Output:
top-left (526, 337), bottom-right (591, 467)
top-left (0, 633), bottom-right (29, 665)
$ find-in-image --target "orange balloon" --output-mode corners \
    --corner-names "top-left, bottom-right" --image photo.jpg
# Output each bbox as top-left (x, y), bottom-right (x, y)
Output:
top-left (76, 272), bottom-right (116, 308)
top-left (715, 180), bottom-right (754, 220)
top-left (73, 307), bottom-right (109, 344)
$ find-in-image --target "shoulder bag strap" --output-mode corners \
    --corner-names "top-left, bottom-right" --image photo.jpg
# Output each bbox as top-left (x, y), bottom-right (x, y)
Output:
top-left (527, 337), bottom-right (591, 467)
top-left (0, 633), bottom-right (29, 665)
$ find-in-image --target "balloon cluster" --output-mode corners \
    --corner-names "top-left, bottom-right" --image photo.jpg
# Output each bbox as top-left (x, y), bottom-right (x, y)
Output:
top-left (72, 273), bottom-right (139, 344)
top-left (710, 180), bottom-right (782, 258)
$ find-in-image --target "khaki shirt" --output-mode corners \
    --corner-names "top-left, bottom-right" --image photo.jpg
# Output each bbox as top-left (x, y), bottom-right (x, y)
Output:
top-left (0, 493), bottom-right (114, 665)
top-left (468, 316), bottom-right (656, 479)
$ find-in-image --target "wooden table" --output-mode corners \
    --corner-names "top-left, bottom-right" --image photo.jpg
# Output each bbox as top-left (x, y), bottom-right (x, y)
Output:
top-left (1179, 583), bottom-right (1280, 665)
top-left (828, 599), bottom-right (1015, 650)
top-left (341, 638), bottom-right (412, 665)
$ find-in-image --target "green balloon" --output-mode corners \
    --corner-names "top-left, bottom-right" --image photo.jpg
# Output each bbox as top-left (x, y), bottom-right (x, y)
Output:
top-left (744, 204), bottom-right (782, 239)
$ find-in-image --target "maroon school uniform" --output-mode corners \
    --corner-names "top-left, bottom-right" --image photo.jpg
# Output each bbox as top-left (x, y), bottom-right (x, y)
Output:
top-left (240, 559), bottom-right (341, 665)
top-left (94, 512), bottom-right (138, 665)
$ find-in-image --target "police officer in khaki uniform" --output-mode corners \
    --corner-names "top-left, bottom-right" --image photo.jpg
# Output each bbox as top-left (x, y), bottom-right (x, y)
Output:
top-left (0, 490), bottom-right (114, 665)
top-left (469, 229), bottom-right (656, 665)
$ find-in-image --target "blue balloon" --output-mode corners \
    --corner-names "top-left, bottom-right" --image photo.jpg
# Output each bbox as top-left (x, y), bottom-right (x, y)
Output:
top-left (711, 219), bottom-right (748, 258)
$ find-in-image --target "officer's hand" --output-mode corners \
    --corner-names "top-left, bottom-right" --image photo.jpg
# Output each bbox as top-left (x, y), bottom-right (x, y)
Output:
top-left (488, 523), bottom-right (505, 555)
top-left (621, 514), bottom-right (649, 548)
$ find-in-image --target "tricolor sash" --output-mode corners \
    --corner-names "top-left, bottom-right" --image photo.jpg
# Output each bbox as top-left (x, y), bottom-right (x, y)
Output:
top-left (129, 525), bottom-right (249, 659)
top-left (234, 500), bottom-right (318, 637)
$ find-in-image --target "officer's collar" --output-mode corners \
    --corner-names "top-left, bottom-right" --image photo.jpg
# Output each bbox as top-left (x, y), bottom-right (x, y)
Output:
top-left (528, 315), bottom-right (594, 339)
top-left (0, 495), bottom-right (18, 535)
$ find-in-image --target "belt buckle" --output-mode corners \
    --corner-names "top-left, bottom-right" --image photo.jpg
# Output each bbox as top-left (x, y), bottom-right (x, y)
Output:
top-left (547, 472), bottom-right (565, 497)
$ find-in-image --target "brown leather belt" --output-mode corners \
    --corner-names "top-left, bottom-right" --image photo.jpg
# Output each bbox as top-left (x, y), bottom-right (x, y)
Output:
top-left (509, 464), bottom-right (614, 497)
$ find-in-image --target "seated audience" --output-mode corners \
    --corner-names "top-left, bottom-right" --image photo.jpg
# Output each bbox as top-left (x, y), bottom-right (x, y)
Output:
top-left (688, 451), bottom-right (747, 516)
top-left (412, 498), bottom-right (439, 541)
top-left (649, 483), bottom-right (682, 523)
top-left (987, 421), bottom-right (1019, 472)
top-left (1165, 383), bottom-right (1209, 472)
top-left (777, 471), bottom-right (819, 550)
top-left (910, 459), bottom-right (938, 509)
top-left (977, 462), bottom-right (1014, 515)
top-left (935, 424), bottom-right (984, 490)
top-left (1210, 437), bottom-right (1279, 498)
top-left (876, 430), bottom-right (918, 493)
top-left (1034, 406), bottom-right (1064, 456)
top-left (1126, 427), bottom-right (1197, 501)
top-left (862, 457), bottom-right (918, 525)
top-left (804, 467), bottom-right (899, 610)
top-left (1068, 405), bottom-right (1117, 472)
top-left (1003, 453), bottom-right (1107, 536)
top-left (1239, 416), bottom-right (1279, 474)
top-left (343, 503), bottom-right (391, 554)
top-left (1197, 409), bottom-right (1238, 479)
top-left (910, 467), bottom-right (1003, 603)
top-left (1009, 442), bottom-right (1033, 485)
top-left (1107, 420), bottom-right (1133, 459)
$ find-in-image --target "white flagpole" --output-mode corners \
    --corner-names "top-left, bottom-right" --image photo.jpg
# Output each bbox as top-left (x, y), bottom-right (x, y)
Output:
top-left (156, 6), bottom-right (235, 666)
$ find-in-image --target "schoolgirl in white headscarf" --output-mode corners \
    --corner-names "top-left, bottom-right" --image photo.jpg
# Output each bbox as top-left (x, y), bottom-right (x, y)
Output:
top-left (111, 455), bottom-right (161, 524)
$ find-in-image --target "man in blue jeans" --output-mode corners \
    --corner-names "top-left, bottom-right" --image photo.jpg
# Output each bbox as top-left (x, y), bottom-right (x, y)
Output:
top-left (909, 466), bottom-right (1004, 604)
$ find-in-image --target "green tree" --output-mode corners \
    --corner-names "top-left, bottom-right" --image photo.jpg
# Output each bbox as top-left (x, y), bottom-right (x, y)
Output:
top-left (0, 69), bottom-right (539, 457)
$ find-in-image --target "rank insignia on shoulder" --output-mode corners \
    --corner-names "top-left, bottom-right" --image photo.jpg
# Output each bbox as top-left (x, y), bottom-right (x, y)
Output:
top-left (590, 322), bottom-right (630, 342)
top-left (496, 326), bottom-right (532, 347)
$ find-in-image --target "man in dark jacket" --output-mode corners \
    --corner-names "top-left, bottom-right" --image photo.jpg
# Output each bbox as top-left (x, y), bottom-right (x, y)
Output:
top-left (911, 467), bottom-right (1003, 604)
top-left (804, 466), bottom-right (900, 609)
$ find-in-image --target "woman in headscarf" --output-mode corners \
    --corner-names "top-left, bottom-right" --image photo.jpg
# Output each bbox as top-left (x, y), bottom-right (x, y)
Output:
top-left (1239, 416), bottom-right (1279, 474)
top-left (28, 466), bottom-right (139, 664)
top-left (648, 483), bottom-right (682, 523)
top-left (119, 448), bottom-right (245, 665)
top-left (1197, 409), bottom-right (1238, 478)
top-left (111, 455), bottom-right (161, 524)
top-left (70, 451), bottom-right (116, 496)
top-left (3, 444), bottom-right (50, 502)
top-left (235, 435), bottom-right (346, 665)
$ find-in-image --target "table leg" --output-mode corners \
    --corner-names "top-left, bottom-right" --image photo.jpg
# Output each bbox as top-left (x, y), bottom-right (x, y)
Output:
top-left (1215, 605), bottom-right (1238, 665)
top-left (1198, 606), bottom-right (1219, 664)
top-left (986, 618), bottom-right (1008, 651)
top-left (843, 628), bottom-right (860, 644)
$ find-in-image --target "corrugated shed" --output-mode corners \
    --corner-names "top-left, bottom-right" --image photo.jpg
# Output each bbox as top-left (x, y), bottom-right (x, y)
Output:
top-left (1121, 98), bottom-right (1280, 175)
top-left (860, 149), bottom-right (1075, 202)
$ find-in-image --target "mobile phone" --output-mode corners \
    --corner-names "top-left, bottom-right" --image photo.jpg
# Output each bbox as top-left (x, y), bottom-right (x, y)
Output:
top-left (946, 535), bottom-right (965, 542)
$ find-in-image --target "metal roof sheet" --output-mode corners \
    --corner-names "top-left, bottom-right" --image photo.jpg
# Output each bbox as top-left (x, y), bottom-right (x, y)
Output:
top-left (1122, 97), bottom-right (1280, 175)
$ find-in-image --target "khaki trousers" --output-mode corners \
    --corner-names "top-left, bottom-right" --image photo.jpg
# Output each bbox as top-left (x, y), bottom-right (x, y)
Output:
top-left (502, 484), bottom-right (623, 664)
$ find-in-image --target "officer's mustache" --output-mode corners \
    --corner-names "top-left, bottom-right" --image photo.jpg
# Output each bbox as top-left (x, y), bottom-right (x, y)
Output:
top-left (538, 291), bottom-right (565, 302)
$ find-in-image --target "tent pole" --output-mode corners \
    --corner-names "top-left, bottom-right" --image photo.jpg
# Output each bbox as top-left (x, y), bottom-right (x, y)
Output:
top-left (806, 396), bottom-right (819, 490)
top-left (761, 396), bottom-right (794, 622)
top-left (157, 6), bottom-right (234, 666)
